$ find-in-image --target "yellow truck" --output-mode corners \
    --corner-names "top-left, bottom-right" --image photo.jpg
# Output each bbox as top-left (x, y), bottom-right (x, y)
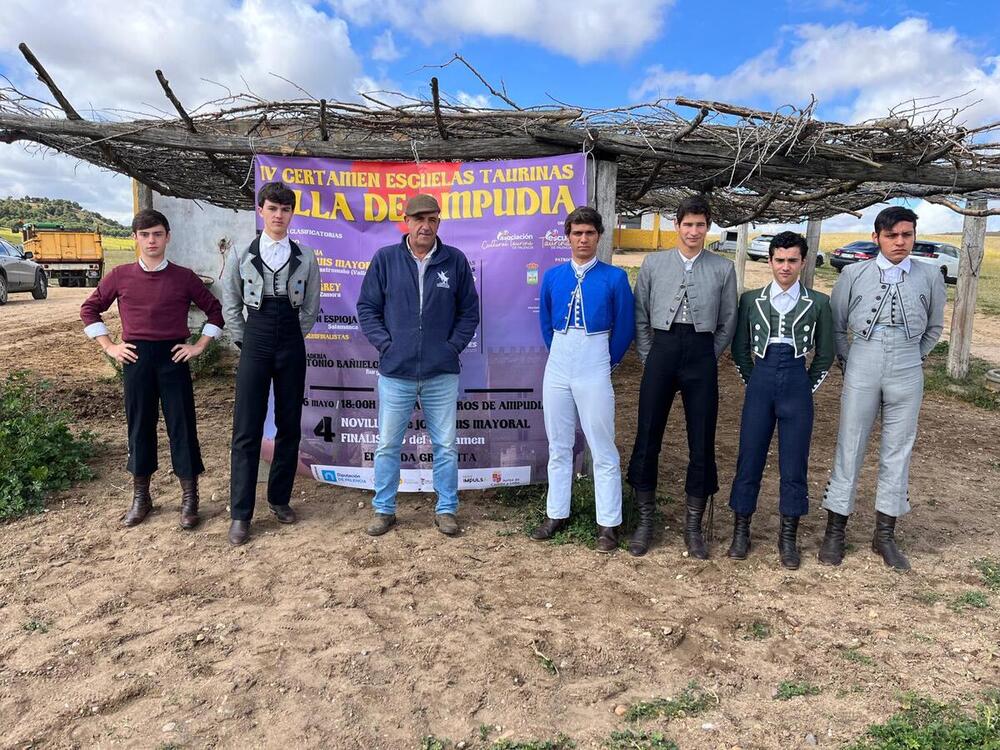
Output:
top-left (21, 223), bottom-right (105, 287)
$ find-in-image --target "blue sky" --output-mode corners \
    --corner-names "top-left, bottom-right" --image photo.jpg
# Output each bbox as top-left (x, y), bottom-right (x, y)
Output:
top-left (1, 0), bottom-right (998, 232)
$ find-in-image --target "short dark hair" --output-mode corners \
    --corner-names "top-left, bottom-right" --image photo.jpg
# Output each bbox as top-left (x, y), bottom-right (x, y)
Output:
top-left (132, 209), bottom-right (169, 233)
top-left (676, 195), bottom-right (712, 225)
top-left (874, 206), bottom-right (918, 234)
top-left (257, 181), bottom-right (296, 209)
top-left (564, 206), bottom-right (604, 235)
top-left (768, 231), bottom-right (808, 260)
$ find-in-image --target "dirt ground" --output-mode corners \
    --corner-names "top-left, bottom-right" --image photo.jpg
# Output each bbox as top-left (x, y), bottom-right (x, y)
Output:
top-left (1, 286), bottom-right (998, 750)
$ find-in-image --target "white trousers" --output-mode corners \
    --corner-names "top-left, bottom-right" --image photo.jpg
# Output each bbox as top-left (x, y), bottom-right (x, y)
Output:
top-left (542, 328), bottom-right (622, 526)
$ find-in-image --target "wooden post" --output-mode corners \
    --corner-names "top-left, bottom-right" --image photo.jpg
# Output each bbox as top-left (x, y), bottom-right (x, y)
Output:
top-left (947, 198), bottom-right (987, 379)
top-left (587, 157), bottom-right (618, 263)
top-left (651, 213), bottom-right (661, 249)
top-left (132, 178), bottom-right (154, 213)
top-left (734, 223), bottom-right (749, 295)
top-left (802, 218), bottom-right (822, 289)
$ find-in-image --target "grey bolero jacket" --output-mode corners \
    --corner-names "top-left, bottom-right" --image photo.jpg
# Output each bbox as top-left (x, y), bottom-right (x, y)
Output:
top-left (830, 257), bottom-right (945, 362)
top-left (222, 235), bottom-right (322, 345)
top-left (633, 248), bottom-right (738, 362)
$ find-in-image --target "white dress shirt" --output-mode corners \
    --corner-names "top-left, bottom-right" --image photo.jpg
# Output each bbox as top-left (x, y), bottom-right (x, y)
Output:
top-left (260, 233), bottom-right (291, 270)
top-left (768, 280), bottom-right (801, 345)
top-left (876, 253), bottom-right (911, 284)
top-left (566, 256), bottom-right (598, 329)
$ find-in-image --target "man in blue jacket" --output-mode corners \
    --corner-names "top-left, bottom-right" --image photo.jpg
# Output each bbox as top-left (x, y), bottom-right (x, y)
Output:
top-left (357, 194), bottom-right (480, 537)
top-left (532, 207), bottom-right (635, 552)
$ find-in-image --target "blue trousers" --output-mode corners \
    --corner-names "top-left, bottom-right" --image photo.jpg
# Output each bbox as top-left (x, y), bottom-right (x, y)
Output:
top-left (729, 344), bottom-right (813, 517)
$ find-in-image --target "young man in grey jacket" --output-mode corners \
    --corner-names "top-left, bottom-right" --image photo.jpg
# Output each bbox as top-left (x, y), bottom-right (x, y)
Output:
top-left (627, 195), bottom-right (738, 558)
top-left (222, 181), bottom-right (321, 545)
top-left (820, 206), bottom-right (945, 571)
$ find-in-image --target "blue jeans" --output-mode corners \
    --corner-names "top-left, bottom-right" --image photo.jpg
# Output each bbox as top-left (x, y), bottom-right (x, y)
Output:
top-left (373, 373), bottom-right (459, 515)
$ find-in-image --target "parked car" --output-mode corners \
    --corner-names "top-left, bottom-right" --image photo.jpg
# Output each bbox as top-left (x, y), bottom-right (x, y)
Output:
top-left (911, 241), bottom-right (960, 284)
top-left (830, 240), bottom-right (879, 272)
top-left (747, 234), bottom-right (825, 266)
top-left (0, 238), bottom-right (48, 304)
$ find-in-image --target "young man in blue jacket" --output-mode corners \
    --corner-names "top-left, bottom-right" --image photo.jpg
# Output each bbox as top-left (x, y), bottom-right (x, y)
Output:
top-left (532, 207), bottom-right (635, 552)
top-left (356, 194), bottom-right (480, 537)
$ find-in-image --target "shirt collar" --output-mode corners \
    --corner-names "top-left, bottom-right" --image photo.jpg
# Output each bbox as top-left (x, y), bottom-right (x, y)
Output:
top-left (769, 280), bottom-right (801, 302)
top-left (678, 249), bottom-right (702, 266)
top-left (571, 256), bottom-right (598, 276)
top-left (261, 232), bottom-right (290, 249)
top-left (406, 236), bottom-right (438, 261)
top-left (876, 252), bottom-right (911, 273)
top-left (138, 257), bottom-right (169, 272)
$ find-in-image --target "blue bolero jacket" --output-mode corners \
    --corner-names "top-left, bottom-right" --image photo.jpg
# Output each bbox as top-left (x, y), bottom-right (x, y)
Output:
top-left (539, 260), bottom-right (635, 366)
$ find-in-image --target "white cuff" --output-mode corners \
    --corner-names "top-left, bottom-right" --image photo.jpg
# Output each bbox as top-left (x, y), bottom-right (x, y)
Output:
top-left (202, 323), bottom-right (223, 338)
top-left (84, 322), bottom-right (109, 339)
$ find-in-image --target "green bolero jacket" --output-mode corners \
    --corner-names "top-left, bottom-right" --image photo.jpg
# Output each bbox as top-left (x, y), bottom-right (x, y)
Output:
top-left (731, 284), bottom-right (836, 393)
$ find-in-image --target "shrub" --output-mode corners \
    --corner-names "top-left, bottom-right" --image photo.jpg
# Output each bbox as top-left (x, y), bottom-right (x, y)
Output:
top-left (0, 371), bottom-right (94, 520)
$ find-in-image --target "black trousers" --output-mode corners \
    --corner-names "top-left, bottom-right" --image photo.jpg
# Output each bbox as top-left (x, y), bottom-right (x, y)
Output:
top-left (123, 339), bottom-right (204, 479)
top-left (627, 325), bottom-right (719, 497)
top-left (230, 298), bottom-right (307, 520)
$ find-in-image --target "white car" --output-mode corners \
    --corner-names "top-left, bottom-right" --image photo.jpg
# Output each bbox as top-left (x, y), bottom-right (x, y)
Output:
top-left (911, 241), bottom-right (959, 284)
top-left (748, 234), bottom-right (825, 266)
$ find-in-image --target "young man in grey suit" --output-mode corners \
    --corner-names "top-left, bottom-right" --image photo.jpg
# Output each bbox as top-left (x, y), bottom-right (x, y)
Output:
top-left (820, 206), bottom-right (945, 571)
top-left (627, 195), bottom-right (738, 558)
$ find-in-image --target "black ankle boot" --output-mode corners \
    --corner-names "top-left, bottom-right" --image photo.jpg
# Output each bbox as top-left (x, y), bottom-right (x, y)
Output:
top-left (818, 510), bottom-right (849, 566)
top-left (684, 494), bottom-right (709, 560)
top-left (778, 514), bottom-right (801, 570)
top-left (872, 511), bottom-right (910, 571)
top-left (629, 489), bottom-right (657, 557)
top-left (727, 513), bottom-right (752, 559)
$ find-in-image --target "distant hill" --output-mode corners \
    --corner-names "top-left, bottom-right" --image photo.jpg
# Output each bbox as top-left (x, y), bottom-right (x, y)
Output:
top-left (0, 196), bottom-right (131, 237)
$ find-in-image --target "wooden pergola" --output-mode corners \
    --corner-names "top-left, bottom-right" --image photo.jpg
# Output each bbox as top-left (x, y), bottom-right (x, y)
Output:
top-left (2, 45), bottom-right (998, 378)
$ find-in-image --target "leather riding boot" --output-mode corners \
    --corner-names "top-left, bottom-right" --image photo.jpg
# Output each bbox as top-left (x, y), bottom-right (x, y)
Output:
top-left (228, 519), bottom-right (250, 546)
top-left (778, 514), bottom-right (801, 570)
top-left (179, 476), bottom-right (200, 530)
top-left (872, 511), bottom-right (911, 571)
top-left (123, 475), bottom-right (153, 527)
top-left (530, 517), bottom-right (568, 540)
top-left (596, 525), bottom-right (619, 554)
top-left (727, 513), bottom-right (752, 559)
top-left (817, 510), bottom-right (849, 566)
top-left (628, 489), bottom-right (657, 557)
top-left (684, 494), bottom-right (709, 560)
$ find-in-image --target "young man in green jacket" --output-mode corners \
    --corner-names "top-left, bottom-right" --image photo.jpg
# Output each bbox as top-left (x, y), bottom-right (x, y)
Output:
top-left (728, 231), bottom-right (835, 568)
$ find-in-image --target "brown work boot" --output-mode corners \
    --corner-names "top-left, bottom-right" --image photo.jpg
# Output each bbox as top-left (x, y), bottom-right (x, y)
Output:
top-left (434, 512), bottom-right (460, 536)
top-left (596, 525), bottom-right (619, 554)
top-left (179, 476), bottom-right (199, 530)
top-left (366, 513), bottom-right (397, 536)
top-left (228, 520), bottom-right (250, 546)
top-left (123, 474), bottom-right (153, 527)
top-left (268, 503), bottom-right (297, 524)
top-left (530, 517), bottom-right (568, 540)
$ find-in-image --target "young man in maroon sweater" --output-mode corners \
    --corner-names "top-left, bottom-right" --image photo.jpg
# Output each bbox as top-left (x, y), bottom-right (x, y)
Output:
top-left (81, 209), bottom-right (225, 529)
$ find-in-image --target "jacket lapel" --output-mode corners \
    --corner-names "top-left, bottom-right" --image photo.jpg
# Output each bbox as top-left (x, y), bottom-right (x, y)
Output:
top-left (754, 286), bottom-right (771, 342)
top-left (288, 239), bottom-right (302, 279)
top-left (248, 236), bottom-right (264, 277)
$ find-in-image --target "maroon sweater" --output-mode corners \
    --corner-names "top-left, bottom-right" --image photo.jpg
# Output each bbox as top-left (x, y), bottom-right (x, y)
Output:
top-left (81, 262), bottom-right (225, 342)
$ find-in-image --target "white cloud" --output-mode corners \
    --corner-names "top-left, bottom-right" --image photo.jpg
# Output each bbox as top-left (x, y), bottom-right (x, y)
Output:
top-left (371, 29), bottom-right (402, 62)
top-left (632, 18), bottom-right (1000, 126)
top-left (333, 0), bottom-right (675, 63)
top-left (755, 199), bottom-right (1000, 235)
top-left (455, 91), bottom-right (491, 108)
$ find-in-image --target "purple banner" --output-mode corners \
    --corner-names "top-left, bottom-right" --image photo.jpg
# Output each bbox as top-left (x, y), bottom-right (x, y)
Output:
top-left (255, 153), bottom-right (587, 491)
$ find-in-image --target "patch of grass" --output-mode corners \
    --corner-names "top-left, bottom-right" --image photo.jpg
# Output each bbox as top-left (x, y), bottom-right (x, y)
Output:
top-left (494, 476), bottom-right (667, 549)
top-left (774, 681), bottom-right (821, 700)
top-left (421, 737), bottom-right (448, 750)
top-left (603, 729), bottom-right (678, 750)
top-left (479, 725), bottom-right (497, 741)
top-left (843, 693), bottom-right (1000, 749)
top-left (745, 620), bottom-right (771, 640)
top-left (923, 342), bottom-right (1000, 411)
top-left (837, 647), bottom-right (876, 667)
top-left (625, 681), bottom-right (716, 723)
top-left (974, 558), bottom-right (1000, 592)
top-left (23, 620), bottom-right (49, 633)
top-left (0, 371), bottom-right (94, 521)
top-left (492, 735), bottom-right (575, 750)
top-left (949, 591), bottom-right (990, 612)
top-left (913, 633), bottom-right (935, 644)
top-left (913, 590), bottom-right (944, 606)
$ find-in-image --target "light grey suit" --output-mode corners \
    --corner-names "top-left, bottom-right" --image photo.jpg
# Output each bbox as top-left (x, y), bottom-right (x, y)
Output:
top-left (823, 257), bottom-right (945, 517)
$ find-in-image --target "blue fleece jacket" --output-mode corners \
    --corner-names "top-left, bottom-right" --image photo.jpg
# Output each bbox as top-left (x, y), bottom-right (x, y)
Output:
top-left (539, 260), bottom-right (635, 366)
top-left (357, 236), bottom-right (480, 380)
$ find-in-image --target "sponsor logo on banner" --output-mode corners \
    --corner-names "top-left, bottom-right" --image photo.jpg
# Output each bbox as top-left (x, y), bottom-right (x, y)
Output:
top-left (399, 469), bottom-right (435, 493)
top-left (460, 467), bottom-right (531, 488)
top-left (312, 465), bottom-right (374, 488)
top-left (526, 262), bottom-right (539, 285)
top-left (481, 229), bottom-right (534, 250)
top-left (543, 228), bottom-right (570, 249)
